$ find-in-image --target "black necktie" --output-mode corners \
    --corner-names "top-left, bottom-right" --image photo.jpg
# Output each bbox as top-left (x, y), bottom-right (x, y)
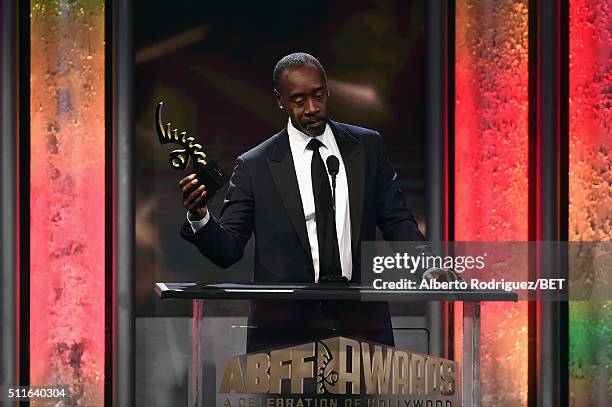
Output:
top-left (306, 138), bottom-right (341, 278)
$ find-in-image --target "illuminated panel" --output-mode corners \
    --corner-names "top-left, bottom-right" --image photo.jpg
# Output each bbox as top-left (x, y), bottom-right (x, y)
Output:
top-left (455, 0), bottom-right (529, 405)
top-left (30, 1), bottom-right (105, 405)
top-left (568, 1), bottom-right (612, 405)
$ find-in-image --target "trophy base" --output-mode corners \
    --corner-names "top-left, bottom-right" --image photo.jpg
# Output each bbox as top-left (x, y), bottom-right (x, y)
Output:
top-left (194, 160), bottom-right (230, 205)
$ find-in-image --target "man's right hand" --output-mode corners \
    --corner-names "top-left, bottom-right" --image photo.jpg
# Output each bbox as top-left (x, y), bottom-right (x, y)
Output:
top-left (180, 174), bottom-right (208, 220)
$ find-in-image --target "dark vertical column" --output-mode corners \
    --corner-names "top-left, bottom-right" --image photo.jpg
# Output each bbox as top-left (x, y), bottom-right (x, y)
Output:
top-left (1, 0), bottom-right (19, 393)
top-left (112, 0), bottom-right (135, 405)
top-left (530, 0), bottom-right (569, 406)
top-left (426, 0), bottom-right (450, 359)
top-left (18, 0), bottom-right (30, 390)
top-left (527, 3), bottom-right (537, 406)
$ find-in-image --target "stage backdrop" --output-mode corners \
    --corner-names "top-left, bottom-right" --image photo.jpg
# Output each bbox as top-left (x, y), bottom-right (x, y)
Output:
top-left (132, 0), bottom-right (428, 316)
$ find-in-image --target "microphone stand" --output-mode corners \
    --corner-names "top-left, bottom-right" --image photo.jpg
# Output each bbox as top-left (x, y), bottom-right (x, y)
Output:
top-left (331, 172), bottom-right (337, 212)
top-left (319, 156), bottom-right (348, 286)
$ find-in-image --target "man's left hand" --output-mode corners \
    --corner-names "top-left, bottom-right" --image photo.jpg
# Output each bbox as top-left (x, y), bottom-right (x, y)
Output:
top-left (422, 268), bottom-right (464, 283)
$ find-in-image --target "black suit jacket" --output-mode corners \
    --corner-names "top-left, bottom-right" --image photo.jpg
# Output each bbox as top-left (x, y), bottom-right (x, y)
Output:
top-left (181, 120), bottom-right (426, 351)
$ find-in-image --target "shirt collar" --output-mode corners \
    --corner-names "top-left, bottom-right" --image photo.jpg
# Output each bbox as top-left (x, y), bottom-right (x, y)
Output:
top-left (287, 118), bottom-right (332, 152)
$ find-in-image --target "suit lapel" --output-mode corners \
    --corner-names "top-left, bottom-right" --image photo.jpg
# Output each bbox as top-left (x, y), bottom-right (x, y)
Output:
top-left (267, 129), bottom-right (313, 263)
top-left (329, 120), bottom-right (365, 254)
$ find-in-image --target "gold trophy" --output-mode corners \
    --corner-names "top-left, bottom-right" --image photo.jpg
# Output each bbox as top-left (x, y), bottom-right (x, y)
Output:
top-left (155, 101), bottom-right (229, 204)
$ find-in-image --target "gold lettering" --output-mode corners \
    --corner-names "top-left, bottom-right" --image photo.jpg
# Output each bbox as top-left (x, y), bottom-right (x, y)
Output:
top-left (246, 353), bottom-right (270, 393)
top-left (339, 337), bottom-right (361, 394)
top-left (410, 354), bottom-right (425, 395)
top-left (425, 358), bottom-right (437, 394)
top-left (439, 361), bottom-right (456, 396)
top-left (270, 348), bottom-right (292, 393)
top-left (317, 338), bottom-right (340, 394)
top-left (393, 350), bottom-right (410, 395)
top-left (219, 357), bottom-right (247, 393)
top-left (291, 343), bottom-right (315, 394)
top-left (220, 335), bottom-right (458, 402)
top-left (362, 343), bottom-right (393, 394)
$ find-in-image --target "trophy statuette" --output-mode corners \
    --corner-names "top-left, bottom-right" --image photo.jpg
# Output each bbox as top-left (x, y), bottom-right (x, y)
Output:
top-left (155, 101), bottom-right (230, 205)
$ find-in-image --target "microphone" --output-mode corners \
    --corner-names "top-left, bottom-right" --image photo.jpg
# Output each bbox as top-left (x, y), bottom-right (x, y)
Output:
top-left (326, 155), bottom-right (340, 210)
top-left (326, 155), bottom-right (340, 177)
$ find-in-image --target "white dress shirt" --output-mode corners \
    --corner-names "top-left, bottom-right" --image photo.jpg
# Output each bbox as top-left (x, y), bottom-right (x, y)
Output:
top-left (188, 119), bottom-right (353, 282)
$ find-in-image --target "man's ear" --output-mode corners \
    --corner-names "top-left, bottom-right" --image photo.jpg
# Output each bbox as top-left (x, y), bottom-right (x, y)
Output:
top-left (274, 89), bottom-right (283, 110)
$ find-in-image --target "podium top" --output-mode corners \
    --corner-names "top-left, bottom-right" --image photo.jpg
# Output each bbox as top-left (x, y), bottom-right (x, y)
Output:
top-left (154, 282), bottom-right (518, 302)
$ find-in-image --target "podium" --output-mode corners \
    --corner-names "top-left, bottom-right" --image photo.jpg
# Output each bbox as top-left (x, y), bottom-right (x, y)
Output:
top-left (155, 283), bottom-right (517, 407)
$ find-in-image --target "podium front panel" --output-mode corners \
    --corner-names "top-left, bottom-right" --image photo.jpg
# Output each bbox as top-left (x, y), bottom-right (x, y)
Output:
top-left (189, 298), bottom-right (461, 407)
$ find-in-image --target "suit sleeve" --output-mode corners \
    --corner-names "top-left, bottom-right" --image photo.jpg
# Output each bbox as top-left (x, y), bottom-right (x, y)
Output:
top-left (374, 133), bottom-right (426, 242)
top-left (180, 155), bottom-right (254, 268)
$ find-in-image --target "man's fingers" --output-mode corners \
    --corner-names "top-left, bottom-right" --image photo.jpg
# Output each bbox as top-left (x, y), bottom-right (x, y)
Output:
top-left (423, 268), bottom-right (459, 283)
top-left (181, 178), bottom-right (202, 198)
top-left (183, 183), bottom-right (198, 207)
top-left (186, 185), bottom-right (205, 207)
top-left (192, 190), bottom-right (208, 206)
top-left (179, 173), bottom-right (197, 189)
top-left (180, 174), bottom-right (208, 212)
top-left (179, 174), bottom-right (193, 188)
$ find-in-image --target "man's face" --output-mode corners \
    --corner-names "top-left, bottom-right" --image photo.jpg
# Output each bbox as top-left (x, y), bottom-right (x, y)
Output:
top-left (275, 63), bottom-right (329, 137)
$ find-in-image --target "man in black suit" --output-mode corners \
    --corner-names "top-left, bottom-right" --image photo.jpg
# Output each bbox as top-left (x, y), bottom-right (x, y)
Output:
top-left (179, 53), bottom-right (434, 351)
